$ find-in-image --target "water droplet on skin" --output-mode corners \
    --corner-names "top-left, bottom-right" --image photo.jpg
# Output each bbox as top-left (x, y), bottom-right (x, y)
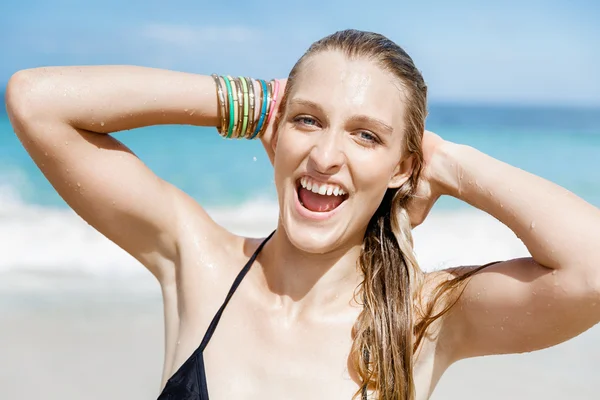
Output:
top-left (76, 182), bottom-right (81, 187)
top-left (526, 311), bottom-right (532, 315)
top-left (44, 152), bottom-right (48, 156)
top-left (66, 169), bottom-right (70, 173)
top-left (500, 326), bottom-right (504, 331)
top-left (184, 109), bottom-right (188, 112)
top-left (189, 110), bottom-right (196, 116)
top-left (592, 303), bottom-right (597, 307)
top-left (532, 291), bottom-right (537, 295)
top-left (530, 221), bottom-right (535, 229)
top-left (100, 121), bottom-right (105, 127)
top-left (111, 201), bottom-right (116, 206)
top-left (509, 188), bottom-right (513, 192)
top-left (153, 97), bottom-right (157, 102)
top-left (552, 270), bottom-right (557, 275)
top-left (65, 141), bottom-right (69, 145)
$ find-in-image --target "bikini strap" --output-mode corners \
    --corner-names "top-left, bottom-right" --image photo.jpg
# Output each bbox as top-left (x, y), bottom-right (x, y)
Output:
top-left (199, 230), bottom-right (275, 351)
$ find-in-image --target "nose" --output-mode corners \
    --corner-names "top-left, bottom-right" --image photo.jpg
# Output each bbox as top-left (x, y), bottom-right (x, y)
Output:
top-left (307, 128), bottom-right (345, 175)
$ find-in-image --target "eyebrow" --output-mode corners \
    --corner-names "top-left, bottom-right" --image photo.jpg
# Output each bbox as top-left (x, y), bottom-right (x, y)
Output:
top-left (288, 98), bottom-right (325, 113)
top-left (288, 98), bottom-right (394, 135)
top-left (348, 115), bottom-right (394, 135)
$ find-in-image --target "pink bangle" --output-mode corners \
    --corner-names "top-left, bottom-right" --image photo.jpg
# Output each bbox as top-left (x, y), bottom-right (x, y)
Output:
top-left (266, 79), bottom-right (280, 125)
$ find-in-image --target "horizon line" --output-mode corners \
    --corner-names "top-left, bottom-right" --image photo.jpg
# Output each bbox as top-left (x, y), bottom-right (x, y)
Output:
top-left (1, 88), bottom-right (599, 111)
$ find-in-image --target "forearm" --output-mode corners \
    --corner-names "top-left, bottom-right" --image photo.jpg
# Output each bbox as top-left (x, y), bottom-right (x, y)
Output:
top-left (7, 65), bottom-right (218, 134)
top-left (438, 142), bottom-right (600, 271)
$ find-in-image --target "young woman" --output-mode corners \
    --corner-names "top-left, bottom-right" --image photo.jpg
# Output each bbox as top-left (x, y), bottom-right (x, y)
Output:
top-left (5, 29), bottom-right (600, 400)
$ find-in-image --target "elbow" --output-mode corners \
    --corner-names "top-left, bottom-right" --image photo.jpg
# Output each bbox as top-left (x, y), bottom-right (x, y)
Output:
top-left (573, 268), bottom-right (600, 305)
top-left (588, 271), bottom-right (600, 302)
top-left (579, 257), bottom-right (600, 301)
top-left (585, 272), bottom-right (600, 323)
top-left (5, 69), bottom-right (51, 133)
top-left (560, 266), bottom-right (600, 304)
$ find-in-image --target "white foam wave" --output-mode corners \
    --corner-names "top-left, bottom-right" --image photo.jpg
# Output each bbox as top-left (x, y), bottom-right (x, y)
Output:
top-left (0, 186), bottom-right (530, 291)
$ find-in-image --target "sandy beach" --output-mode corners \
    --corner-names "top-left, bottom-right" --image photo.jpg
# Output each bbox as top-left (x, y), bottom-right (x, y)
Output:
top-left (1, 208), bottom-right (599, 399)
top-left (1, 269), bottom-right (598, 400)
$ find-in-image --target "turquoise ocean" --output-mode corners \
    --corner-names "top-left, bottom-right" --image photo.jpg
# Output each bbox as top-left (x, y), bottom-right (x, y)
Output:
top-left (1, 100), bottom-right (599, 286)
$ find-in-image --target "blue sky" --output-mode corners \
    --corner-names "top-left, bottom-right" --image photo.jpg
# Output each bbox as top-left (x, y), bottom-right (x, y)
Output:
top-left (1, 0), bottom-right (599, 106)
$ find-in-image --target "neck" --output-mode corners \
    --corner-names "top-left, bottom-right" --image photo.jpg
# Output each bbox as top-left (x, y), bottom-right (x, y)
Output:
top-left (257, 223), bottom-right (365, 316)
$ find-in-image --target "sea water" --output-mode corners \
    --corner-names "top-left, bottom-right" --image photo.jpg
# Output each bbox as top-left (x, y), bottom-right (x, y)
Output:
top-left (1, 102), bottom-right (599, 289)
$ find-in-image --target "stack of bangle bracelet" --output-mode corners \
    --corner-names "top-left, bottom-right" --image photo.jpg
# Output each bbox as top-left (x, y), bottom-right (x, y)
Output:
top-left (211, 74), bottom-right (280, 139)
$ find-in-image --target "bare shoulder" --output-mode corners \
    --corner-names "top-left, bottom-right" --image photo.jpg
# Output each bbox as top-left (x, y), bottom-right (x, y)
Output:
top-left (168, 190), bottom-right (270, 312)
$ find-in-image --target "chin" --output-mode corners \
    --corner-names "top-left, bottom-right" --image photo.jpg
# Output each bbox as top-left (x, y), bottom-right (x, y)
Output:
top-left (278, 179), bottom-right (358, 255)
top-left (282, 219), bottom-right (346, 254)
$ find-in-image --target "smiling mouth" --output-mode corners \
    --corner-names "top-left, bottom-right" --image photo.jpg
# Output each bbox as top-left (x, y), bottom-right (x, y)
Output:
top-left (296, 178), bottom-right (349, 213)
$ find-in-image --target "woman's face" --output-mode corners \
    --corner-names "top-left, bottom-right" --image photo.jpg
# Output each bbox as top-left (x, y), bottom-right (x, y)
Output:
top-left (273, 50), bottom-right (413, 254)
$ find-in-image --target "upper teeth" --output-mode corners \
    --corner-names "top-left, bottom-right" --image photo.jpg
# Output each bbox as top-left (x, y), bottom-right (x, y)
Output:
top-left (300, 177), bottom-right (346, 196)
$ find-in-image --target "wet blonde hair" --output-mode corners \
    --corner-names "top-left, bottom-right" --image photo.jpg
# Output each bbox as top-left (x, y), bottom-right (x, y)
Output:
top-left (277, 29), bottom-right (485, 400)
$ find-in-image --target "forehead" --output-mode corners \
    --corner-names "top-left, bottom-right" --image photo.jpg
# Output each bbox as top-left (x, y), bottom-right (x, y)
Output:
top-left (290, 51), bottom-right (407, 130)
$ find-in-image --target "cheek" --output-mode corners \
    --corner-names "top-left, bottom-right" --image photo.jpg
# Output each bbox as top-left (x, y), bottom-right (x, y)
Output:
top-left (350, 151), bottom-right (397, 195)
top-left (273, 129), bottom-right (304, 185)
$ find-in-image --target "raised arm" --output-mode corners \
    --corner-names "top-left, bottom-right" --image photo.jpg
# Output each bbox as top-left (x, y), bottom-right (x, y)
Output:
top-left (4, 66), bottom-right (226, 282)
top-left (429, 140), bottom-right (600, 360)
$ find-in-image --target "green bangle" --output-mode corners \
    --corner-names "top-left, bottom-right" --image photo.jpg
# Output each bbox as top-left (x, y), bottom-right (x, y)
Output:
top-left (223, 76), bottom-right (235, 138)
top-left (228, 76), bottom-right (241, 138)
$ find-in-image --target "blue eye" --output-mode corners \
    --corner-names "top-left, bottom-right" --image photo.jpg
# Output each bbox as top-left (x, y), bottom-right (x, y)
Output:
top-left (359, 131), bottom-right (377, 143)
top-left (296, 116), bottom-right (317, 126)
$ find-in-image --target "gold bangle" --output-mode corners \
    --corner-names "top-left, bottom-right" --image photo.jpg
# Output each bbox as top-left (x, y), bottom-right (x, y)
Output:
top-left (244, 77), bottom-right (256, 138)
top-left (234, 77), bottom-right (245, 138)
top-left (211, 74), bottom-right (228, 135)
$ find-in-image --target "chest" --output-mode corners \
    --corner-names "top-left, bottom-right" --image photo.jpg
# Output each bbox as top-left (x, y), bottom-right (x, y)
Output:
top-left (176, 297), bottom-right (440, 400)
top-left (201, 300), bottom-right (361, 399)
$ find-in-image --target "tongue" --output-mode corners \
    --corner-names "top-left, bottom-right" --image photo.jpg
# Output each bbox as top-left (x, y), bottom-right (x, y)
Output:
top-left (299, 187), bottom-right (345, 212)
